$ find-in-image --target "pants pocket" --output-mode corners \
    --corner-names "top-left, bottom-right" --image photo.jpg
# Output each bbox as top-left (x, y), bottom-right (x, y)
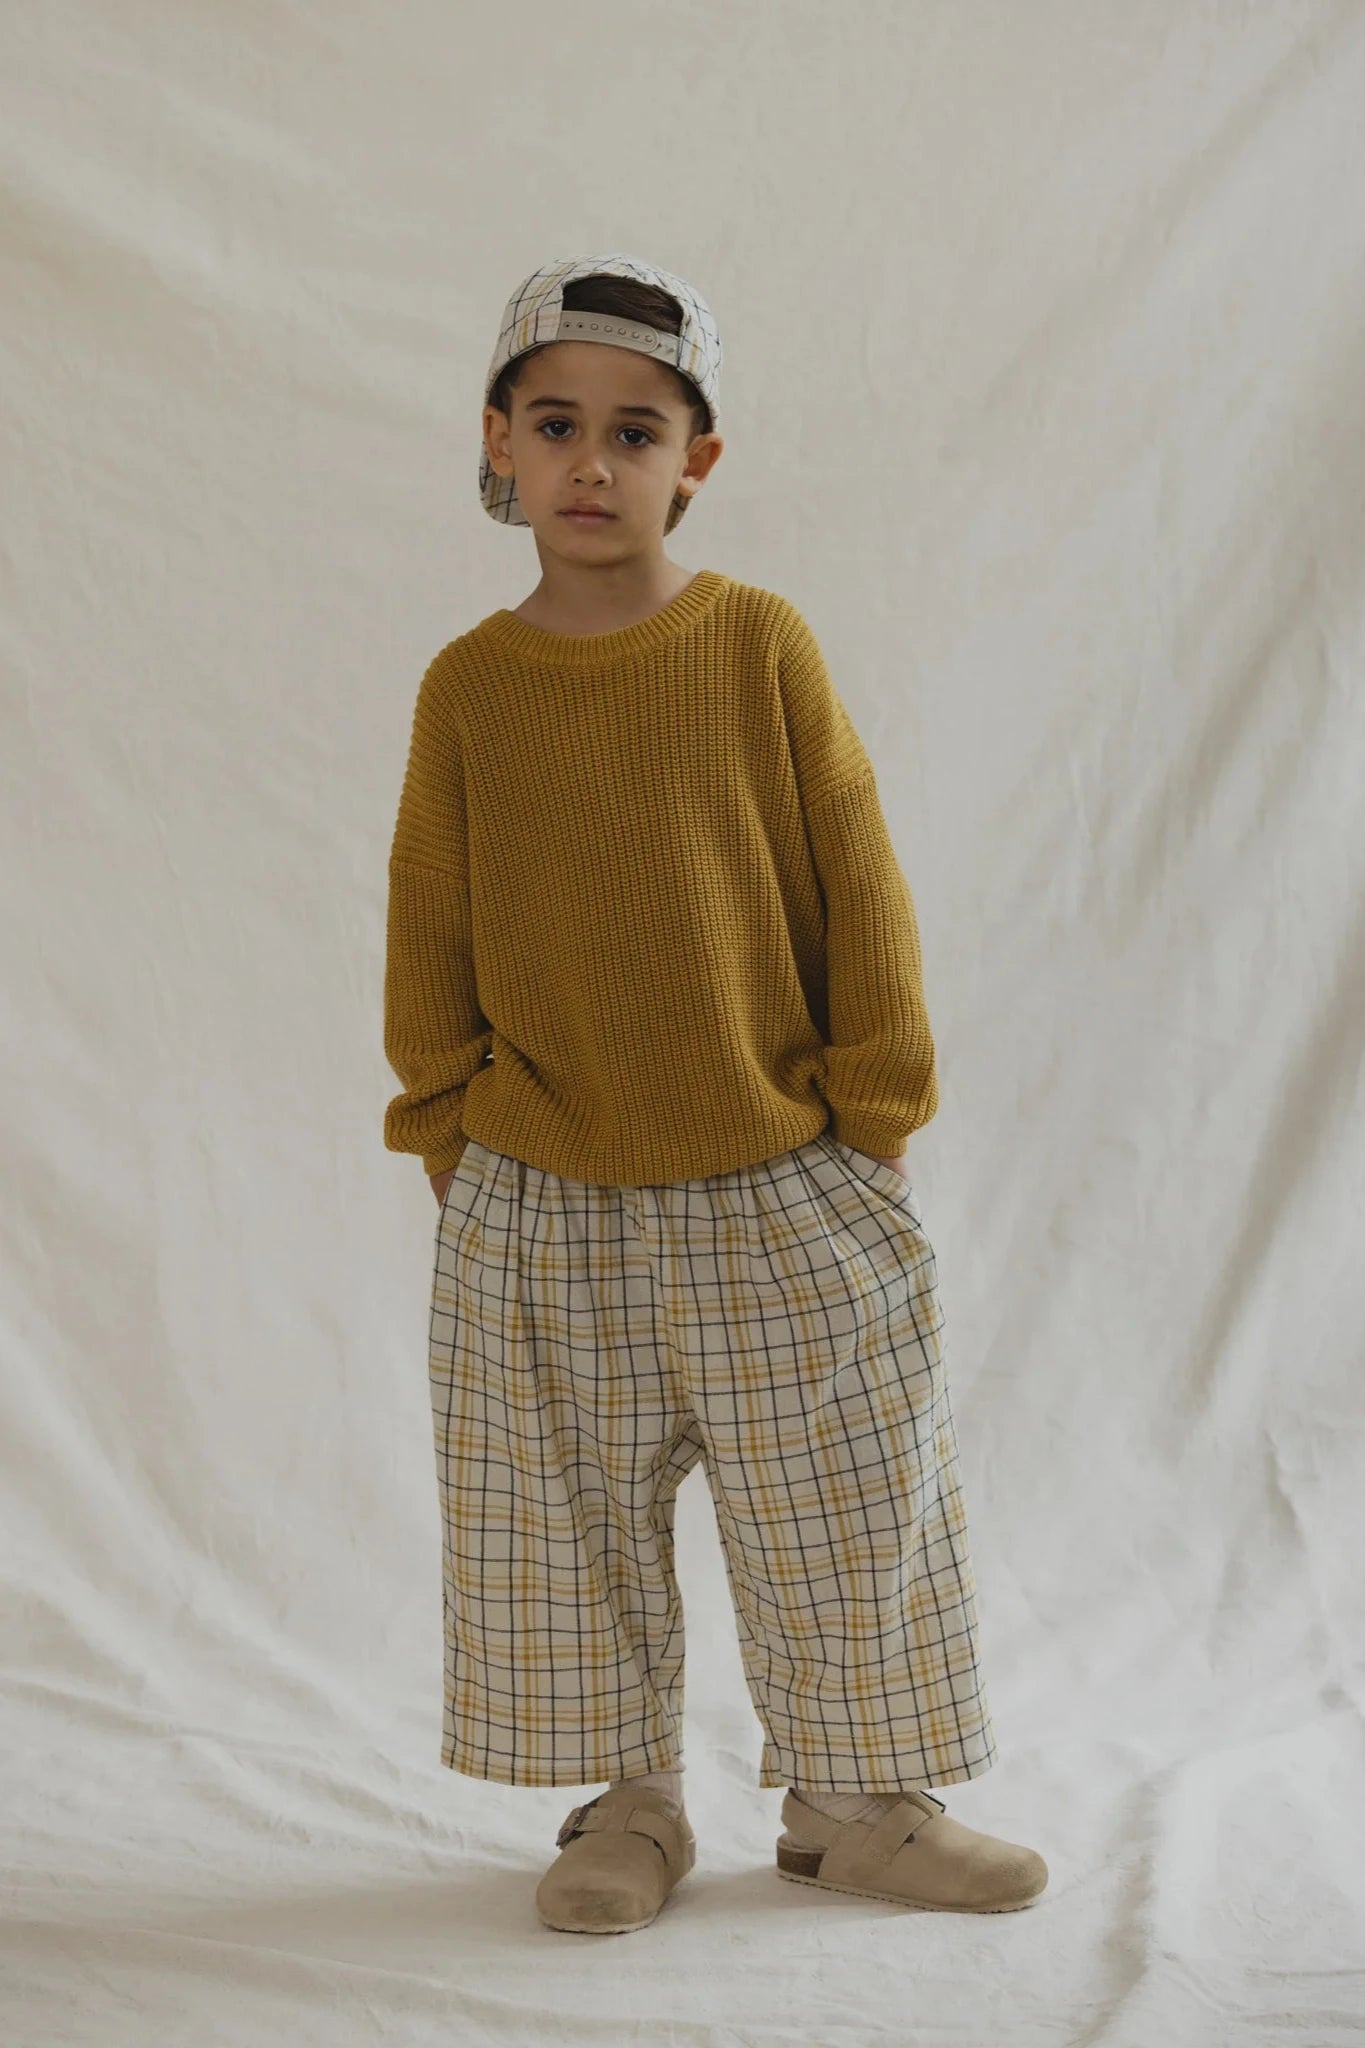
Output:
top-left (822, 1134), bottom-right (922, 1229)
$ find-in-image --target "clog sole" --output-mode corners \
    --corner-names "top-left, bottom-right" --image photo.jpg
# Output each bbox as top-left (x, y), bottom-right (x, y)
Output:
top-left (775, 1834), bottom-right (1045, 1912)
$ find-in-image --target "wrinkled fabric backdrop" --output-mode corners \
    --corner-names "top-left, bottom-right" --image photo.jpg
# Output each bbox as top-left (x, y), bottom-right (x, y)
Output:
top-left (4, 3), bottom-right (1363, 2042)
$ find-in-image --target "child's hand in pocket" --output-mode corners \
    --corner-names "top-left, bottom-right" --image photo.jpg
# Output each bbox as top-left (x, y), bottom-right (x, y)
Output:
top-left (429, 1167), bottom-right (457, 1206)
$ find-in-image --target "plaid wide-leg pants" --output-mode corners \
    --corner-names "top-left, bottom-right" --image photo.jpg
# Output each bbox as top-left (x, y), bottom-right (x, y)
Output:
top-left (426, 1128), bottom-right (999, 1792)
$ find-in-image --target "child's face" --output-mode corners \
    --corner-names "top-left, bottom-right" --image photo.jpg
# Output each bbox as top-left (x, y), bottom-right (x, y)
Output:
top-left (483, 340), bottom-right (722, 554)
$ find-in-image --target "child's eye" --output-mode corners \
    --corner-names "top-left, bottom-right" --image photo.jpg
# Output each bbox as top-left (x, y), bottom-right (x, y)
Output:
top-left (537, 419), bottom-right (652, 447)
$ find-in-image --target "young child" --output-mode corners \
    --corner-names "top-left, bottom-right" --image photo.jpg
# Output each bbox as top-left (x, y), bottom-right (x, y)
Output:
top-left (382, 252), bottom-right (1047, 1934)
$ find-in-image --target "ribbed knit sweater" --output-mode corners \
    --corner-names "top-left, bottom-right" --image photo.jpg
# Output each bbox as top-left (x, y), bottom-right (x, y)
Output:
top-left (382, 568), bottom-right (938, 1185)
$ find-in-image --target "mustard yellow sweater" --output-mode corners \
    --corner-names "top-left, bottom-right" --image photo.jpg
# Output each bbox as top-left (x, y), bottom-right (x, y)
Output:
top-left (383, 568), bottom-right (938, 1185)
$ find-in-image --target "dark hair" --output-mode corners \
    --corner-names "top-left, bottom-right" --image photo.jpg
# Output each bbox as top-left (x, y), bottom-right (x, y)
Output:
top-left (488, 274), bottom-right (713, 535)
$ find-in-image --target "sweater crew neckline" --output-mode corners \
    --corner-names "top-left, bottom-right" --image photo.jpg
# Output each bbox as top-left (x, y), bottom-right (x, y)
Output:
top-left (476, 568), bottom-right (729, 668)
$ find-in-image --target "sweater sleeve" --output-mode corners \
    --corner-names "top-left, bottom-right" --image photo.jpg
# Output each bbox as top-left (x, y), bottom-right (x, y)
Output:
top-left (776, 603), bottom-right (939, 1155)
top-left (382, 651), bottom-right (492, 1176)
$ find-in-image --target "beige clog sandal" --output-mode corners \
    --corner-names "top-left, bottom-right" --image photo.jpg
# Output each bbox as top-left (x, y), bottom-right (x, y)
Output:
top-left (776, 1787), bottom-right (1048, 1913)
top-left (536, 1785), bottom-right (697, 1934)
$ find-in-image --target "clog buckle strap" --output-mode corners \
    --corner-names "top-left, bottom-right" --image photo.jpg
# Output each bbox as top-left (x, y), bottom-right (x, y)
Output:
top-left (862, 1789), bottom-right (947, 1865)
top-left (553, 1789), bottom-right (679, 1864)
top-left (555, 1799), bottom-right (595, 1848)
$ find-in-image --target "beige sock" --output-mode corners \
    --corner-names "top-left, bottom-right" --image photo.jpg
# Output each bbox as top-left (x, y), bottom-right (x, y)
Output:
top-left (607, 1764), bottom-right (684, 1806)
top-left (789, 1783), bottom-right (925, 1832)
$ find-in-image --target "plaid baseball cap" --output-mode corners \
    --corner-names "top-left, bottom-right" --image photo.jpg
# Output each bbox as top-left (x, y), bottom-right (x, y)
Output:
top-left (479, 252), bottom-right (723, 527)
